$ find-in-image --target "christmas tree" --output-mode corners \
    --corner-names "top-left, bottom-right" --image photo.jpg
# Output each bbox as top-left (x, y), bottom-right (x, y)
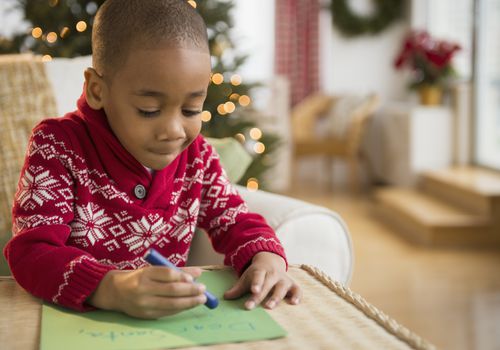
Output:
top-left (0, 0), bottom-right (280, 190)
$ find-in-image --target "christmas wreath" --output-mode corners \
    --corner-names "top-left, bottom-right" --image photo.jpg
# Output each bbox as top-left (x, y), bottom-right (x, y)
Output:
top-left (330, 0), bottom-right (404, 37)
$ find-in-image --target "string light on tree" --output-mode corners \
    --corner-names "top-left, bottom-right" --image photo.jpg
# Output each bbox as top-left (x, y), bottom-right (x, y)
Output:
top-left (230, 74), bottom-right (242, 86)
top-left (224, 101), bottom-right (236, 113)
top-left (46, 32), bottom-right (58, 44)
top-left (246, 178), bottom-right (259, 192)
top-left (234, 133), bottom-right (246, 143)
top-left (201, 110), bottom-right (212, 122)
top-left (42, 54), bottom-right (52, 62)
top-left (76, 21), bottom-right (87, 32)
top-left (249, 127), bottom-right (262, 140)
top-left (241, 130), bottom-right (265, 155)
top-left (211, 73), bottom-right (224, 85)
top-left (238, 95), bottom-right (251, 107)
top-left (60, 27), bottom-right (70, 39)
top-left (253, 142), bottom-right (265, 154)
top-left (31, 27), bottom-right (42, 39)
top-left (187, 0), bottom-right (197, 8)
top-left (217, 104), bottom-right (227, 116)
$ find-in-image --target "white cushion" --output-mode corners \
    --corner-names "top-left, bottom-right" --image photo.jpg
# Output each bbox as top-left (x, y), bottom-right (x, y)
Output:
top-left (44, 55), bottom-right (92, 116)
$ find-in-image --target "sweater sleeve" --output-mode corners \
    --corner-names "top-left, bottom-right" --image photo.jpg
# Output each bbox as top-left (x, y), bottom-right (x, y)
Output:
top-left (3, 122), bottom-right (115, 311)
top-left (196, 138), bottom-right (287, 274)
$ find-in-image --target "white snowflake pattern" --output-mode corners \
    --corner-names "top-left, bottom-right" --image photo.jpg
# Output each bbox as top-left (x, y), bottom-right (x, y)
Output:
top-left (123, 214), bottom-right (169, 253)
top-left (168, 199), bottom-right (199, 242)
top-left (202, 144), bottom-right (219, 170)
top-left (167, 251), bottom-right (190, 266)
top-left (31, 130), bottom-right (132, 204)
top-left (208, 203), bottom-right (249, 236)
top-left (217, 171), bottom-right (238, 196)
top-left (14, 215), bottom-right (63, 235)
top-left (70, 202), bottom-right (112, 246)
top-left (17, 167), bottom-right (60, 210)
top-left (29, 139), bottom-right (58, 160)
top-left (183, 169), bottom-right (204, 191)
top-left (97, 257), bottom-right (148, 270)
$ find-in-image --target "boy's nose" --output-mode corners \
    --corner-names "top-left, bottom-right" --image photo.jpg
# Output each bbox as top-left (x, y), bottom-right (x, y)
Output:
top-left (156, 115), bottom-right (186, 141)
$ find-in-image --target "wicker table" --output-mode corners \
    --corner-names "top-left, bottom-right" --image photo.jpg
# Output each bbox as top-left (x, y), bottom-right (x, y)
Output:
top-left (0, 265), bottom-right (435, 350)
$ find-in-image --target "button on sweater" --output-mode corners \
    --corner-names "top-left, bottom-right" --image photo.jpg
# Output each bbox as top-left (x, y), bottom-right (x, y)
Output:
top-left (3, 93), bottom-right (286, 311)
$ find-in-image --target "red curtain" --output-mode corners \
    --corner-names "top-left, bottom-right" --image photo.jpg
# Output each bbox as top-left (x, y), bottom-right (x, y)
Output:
top-left (275, 0), bottom-right (320, 106)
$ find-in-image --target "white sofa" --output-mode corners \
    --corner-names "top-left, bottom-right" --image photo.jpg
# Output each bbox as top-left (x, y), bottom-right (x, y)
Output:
top-left (44, 56), bottom-right (354, 285)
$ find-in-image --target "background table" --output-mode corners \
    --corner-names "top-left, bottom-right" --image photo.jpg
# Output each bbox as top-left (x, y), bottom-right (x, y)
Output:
top-left (0, 265), bottom-right (435, 350)
top-left (365, 103), bottom-right (453, 187)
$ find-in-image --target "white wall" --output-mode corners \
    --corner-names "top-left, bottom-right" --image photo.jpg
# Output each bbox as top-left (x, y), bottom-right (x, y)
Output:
top-left (320, 9), bottom-right (410, 104)
top-left (0, 0), bottom-right (29, 37)
top-left (231, 0), bottom-right (275, 84)
top-left (232, 1), bottom-right (410, 106)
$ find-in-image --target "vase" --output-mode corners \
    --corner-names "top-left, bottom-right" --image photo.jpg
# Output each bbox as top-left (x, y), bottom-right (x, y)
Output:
top-left (418, 85), bottom-right (443, 106)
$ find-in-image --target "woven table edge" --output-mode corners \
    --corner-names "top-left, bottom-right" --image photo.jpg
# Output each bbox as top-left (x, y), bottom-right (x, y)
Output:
top-left (299, 264), bottom-right (437, 350)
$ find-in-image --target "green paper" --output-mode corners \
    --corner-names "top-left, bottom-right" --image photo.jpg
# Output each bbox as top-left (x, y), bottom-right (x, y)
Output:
top-left (40, 270), bottom-right (286, 350)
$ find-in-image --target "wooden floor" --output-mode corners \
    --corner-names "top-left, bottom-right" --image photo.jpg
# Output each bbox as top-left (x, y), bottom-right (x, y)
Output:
top-left (283, 182), bottom-right (500, 350)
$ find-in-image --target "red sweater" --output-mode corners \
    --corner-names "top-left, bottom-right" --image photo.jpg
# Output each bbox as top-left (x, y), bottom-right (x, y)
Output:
top-left (4, 94), bottom-right (286, 311)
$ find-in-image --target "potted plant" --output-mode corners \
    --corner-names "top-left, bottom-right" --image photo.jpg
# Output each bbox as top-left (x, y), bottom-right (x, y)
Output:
top-left (394, 30), bottom-right (461, 105)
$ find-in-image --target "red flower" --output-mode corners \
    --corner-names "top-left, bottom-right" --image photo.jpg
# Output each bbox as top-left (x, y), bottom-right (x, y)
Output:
top-left (393, 30), bottom-right (461, 88)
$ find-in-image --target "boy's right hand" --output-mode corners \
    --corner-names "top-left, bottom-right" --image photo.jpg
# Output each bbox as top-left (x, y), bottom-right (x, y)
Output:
top-left (87, 266), bottom-right (207, 319)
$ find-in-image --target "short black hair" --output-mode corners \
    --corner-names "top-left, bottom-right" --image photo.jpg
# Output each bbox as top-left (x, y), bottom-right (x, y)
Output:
top-left (92, 0), bottom-right (208, 77)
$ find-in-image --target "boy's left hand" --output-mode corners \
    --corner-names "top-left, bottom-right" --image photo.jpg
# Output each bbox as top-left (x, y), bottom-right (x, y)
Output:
top-left (223, 252), bottom-right (301, 310)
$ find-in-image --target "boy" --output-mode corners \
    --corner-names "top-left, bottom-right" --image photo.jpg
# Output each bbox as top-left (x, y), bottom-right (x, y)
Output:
top-left (3, 0), bottom-right (300, 319)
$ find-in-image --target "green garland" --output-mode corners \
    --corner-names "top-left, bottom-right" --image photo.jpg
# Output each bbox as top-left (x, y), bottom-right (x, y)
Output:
top-left (330, 0), bottom-right (404, 37)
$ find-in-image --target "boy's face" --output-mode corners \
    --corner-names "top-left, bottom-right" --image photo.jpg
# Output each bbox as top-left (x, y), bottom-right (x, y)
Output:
top-left (91, 47), bottom-right (211, 170)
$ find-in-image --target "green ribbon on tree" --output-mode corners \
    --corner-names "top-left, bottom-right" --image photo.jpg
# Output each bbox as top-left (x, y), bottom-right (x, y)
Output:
top-left (330, 0), bottom-right (404, 37)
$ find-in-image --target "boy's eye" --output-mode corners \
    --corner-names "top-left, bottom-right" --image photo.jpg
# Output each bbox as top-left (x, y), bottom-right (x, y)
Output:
top-left (183, 110), bottom-right (201, 117)
top-left (137, 109), bottom-right (160, 118)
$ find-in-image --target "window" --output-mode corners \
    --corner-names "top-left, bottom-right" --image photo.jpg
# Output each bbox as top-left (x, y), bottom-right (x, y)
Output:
top-left (424, 0), bottom-right (500, 171)
top-left (426, 0), bottom-right (474, 80)
top-left (474, 0), bottom-right (500, 170)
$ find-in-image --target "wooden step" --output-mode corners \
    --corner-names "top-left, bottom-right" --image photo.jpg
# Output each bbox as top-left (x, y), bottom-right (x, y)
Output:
top-left (420, 167), bottom-right (500, 217)
top-left (373, 188), bottom-right (497, 247)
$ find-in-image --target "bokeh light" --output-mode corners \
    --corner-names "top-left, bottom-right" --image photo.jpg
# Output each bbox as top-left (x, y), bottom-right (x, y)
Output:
top-left (76, 21), bottom-right (87, 32)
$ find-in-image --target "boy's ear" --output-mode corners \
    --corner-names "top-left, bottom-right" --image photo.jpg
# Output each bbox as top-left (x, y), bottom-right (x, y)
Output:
top-left (84, 68), bottom-right (105, 110)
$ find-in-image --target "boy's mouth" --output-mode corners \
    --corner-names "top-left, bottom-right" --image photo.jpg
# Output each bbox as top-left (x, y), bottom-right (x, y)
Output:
top-left (149, 143), bottom-right (184, 155)
top-left (150, 149), bottom-right (178, 155)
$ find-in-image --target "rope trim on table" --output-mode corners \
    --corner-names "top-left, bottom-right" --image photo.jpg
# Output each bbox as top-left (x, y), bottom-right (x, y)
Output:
top-left (300, 264), bottom-right (436, 350)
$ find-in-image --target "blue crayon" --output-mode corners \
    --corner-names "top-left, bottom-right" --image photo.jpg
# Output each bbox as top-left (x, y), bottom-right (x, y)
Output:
top-left (143, 248), bottom-right (219, 309)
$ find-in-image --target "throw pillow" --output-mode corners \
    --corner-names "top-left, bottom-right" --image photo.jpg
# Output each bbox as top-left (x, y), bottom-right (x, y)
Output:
top-left (206, 137), bottom-right (252, 183)
top-left (325, 94), bottom-right (368, 139)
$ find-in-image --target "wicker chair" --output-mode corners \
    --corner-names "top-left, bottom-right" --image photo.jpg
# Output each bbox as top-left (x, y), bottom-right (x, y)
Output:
top-left (291, 93), bottom-right (380, 192)
top-left (0, 54), bottom-right (58, 274)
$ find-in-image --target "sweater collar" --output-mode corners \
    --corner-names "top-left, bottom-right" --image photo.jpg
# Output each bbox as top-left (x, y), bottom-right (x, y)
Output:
top-left (76, 91), bottom-right (150, 180)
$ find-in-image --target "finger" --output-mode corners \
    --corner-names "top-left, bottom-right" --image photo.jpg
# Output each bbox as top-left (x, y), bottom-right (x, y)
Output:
top-left (180, 266), bottom-right (203, 279)
top-left (146, 266), bottom-right (193, 283)
top-left (147, 281), bottom-right (206, 298)
top-left (223, 274), bottom-right (249, 300)
top-left (153, 294), bottom-right (207, 312)
top-left (246, 272), bottom-right (275, 310)
top-left (285, 283), bottom-right (302, 305)
top-left (137, 294), bottom-right (207, 319)
top-left (249, 270), bottom-right (266, 295)
top-left (264, 280), bottom-right (290, 309)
